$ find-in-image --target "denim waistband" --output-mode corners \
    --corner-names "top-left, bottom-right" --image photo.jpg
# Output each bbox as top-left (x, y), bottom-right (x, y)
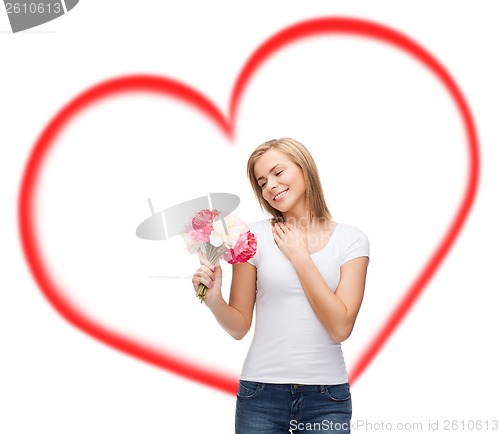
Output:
top-left (239, 380), bottom-right (349, 393)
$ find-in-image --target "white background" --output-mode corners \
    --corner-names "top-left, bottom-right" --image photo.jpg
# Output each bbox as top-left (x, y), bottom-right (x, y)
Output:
top-left (1, 1), bottom-right (499, 433)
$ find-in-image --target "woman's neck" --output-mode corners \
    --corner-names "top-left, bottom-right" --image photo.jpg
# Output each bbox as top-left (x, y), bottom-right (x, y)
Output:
top-left (282, 213), bottom-right (332, 232)
top-left (282, 211), bottom-right (308, 228)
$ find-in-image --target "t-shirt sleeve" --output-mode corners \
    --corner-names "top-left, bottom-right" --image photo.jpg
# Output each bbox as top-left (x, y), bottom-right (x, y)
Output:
top-left (341, 227), bottom-right (370, 265)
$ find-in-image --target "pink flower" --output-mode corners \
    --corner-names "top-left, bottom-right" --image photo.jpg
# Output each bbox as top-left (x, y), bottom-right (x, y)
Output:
top-left (191, 209), bottom-right (218, 231)
top-left (223, 230), bottom-right (257, 264)
top-left (189, 227), bottom-right (211, 243)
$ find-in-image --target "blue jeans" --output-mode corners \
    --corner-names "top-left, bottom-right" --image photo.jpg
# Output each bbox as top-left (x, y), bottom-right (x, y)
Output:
top-left (235, 381), bottom-right (352, 433)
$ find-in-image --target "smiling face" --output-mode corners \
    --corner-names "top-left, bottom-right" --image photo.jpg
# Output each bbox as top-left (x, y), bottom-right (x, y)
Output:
top-left (253, 148), bottom-right (307, 216)
top-left (247, 138), bottom-right (332, 224)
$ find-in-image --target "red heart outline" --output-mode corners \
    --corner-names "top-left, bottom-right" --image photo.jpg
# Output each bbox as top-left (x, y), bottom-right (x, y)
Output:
top-left (18, 17), bottom-right (480, 395)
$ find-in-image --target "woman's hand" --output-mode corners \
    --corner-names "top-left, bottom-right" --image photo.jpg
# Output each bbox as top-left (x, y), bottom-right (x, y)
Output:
top-left (192, 251), bottom-right (223, 307)
top-left (272, 221), bottom-right (309, 262)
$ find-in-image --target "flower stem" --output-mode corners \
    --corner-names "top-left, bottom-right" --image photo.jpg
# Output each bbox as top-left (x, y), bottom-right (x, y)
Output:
top-left (196, 283), bottom-right (208, 302)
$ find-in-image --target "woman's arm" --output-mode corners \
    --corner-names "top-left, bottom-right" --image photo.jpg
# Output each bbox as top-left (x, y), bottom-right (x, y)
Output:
top-left (272, 221), bottom-right (368, 343)
top-left (290, 254), bottom-right (368, 343)
top-left (193, 255), bottom-right (256, 340)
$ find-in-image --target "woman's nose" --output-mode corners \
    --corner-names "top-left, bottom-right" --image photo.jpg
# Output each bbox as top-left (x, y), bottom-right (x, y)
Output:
top-left (266, 181), bottom-right (278, 193)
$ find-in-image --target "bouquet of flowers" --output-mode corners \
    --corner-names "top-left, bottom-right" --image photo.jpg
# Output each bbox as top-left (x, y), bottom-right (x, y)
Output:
top-left (181, 209), bottom-right (257, 302)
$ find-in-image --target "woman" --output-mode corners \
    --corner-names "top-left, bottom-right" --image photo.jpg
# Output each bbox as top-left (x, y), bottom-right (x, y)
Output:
top-left (192, 138), bottom-right (369, 433)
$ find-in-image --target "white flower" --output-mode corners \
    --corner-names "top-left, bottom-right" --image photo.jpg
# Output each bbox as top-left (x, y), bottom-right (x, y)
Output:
top-left (209, 231), bottom-right (225, 247)
top-left (211, 214), bottom-right (248, 248)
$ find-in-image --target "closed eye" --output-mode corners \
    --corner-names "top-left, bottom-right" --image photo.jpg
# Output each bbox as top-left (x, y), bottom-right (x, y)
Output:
top-left (259, 171), bottom-right (283, 189)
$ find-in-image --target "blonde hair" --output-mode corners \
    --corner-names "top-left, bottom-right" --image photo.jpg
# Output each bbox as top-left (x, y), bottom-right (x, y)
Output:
top-left (246, 137), bottom-right (332, 223)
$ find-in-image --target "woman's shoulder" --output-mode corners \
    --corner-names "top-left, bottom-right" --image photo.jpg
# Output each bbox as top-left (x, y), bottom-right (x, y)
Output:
top-left (335, 222), bottom-right (368, 238)
top-left (246, 217), bottom-right (273, 233)
top-left (334, 222), bottom-right (370, 249)
top-left (335, 222), bottom-right (370, 262)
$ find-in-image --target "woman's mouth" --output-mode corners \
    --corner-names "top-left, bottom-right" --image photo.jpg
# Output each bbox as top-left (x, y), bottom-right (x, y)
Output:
top-left (273, 189), bottom-right (289, 202)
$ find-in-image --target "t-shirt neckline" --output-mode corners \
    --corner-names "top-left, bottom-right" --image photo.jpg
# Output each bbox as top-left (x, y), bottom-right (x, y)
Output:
top-left (310, 222), bottom-right (341, 256)
top-left (266, 219), bottom-right (342, 256)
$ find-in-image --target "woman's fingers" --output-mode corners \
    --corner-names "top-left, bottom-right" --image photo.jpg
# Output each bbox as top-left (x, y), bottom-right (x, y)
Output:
top-left (192, 264), bottom-right (215, 291)
top-left (193, 252), bottom-right (222, 296)
top-left (197, 251), bottom-right (215, 270)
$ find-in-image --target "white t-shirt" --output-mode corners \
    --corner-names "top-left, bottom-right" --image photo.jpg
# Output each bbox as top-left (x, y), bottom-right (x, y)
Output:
top-left (240, 218), bottom-right (370, 385)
